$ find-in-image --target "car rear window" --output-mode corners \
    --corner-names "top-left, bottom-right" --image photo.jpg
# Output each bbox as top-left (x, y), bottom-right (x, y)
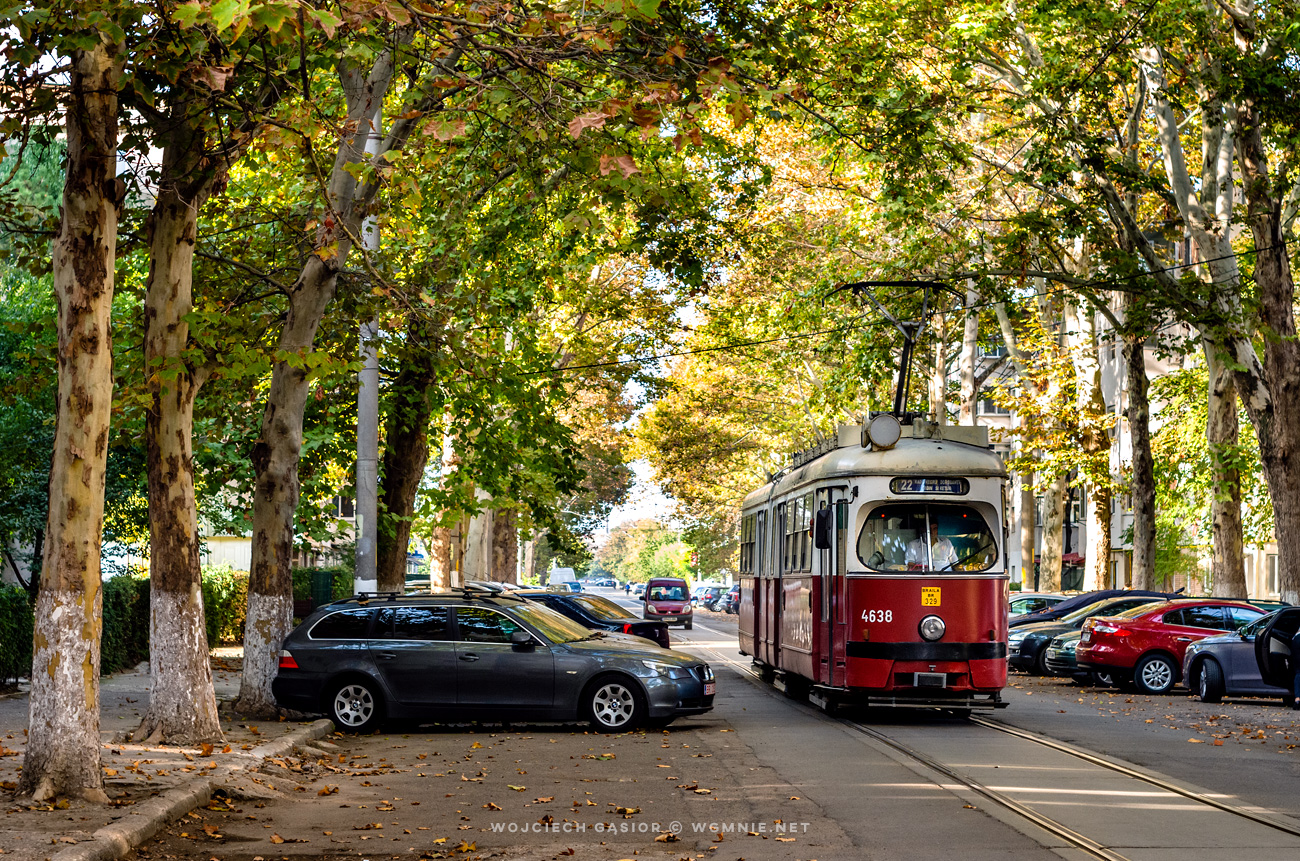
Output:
top-left (572, 595), bottom-right (632, 621)
top-left (309, 608), bottom-right (373, 640)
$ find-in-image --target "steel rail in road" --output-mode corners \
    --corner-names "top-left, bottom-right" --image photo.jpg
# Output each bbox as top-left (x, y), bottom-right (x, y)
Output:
top-left (840, 717), bottom-right (1133, 861)
top-left (968, 715), bottom-right (1300, 840)
top-left (677, 628), bottom-right (1131, 861)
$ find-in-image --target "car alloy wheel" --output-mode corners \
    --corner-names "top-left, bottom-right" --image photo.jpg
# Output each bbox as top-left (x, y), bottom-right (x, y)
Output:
top-left (1134, 654), bottom-right (1176, 695)
top-left (332, 681), bottom-right (381, 732)
top-left (588, 678), bottom-right (642, 731)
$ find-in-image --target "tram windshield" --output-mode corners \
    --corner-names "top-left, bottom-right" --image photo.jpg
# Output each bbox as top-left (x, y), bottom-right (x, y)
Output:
top-left (857, 504), bottom-right (997, 572)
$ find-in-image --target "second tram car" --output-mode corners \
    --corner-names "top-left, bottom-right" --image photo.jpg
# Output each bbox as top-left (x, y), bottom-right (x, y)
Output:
top-left (738, 414), bottom-right (1009, 711)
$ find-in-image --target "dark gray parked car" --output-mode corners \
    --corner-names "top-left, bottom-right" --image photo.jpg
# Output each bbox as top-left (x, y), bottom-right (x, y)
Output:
top-left (1183, 606), bottom-right (1300, 703)
top-left (272, 589), bottom-right (715, 733)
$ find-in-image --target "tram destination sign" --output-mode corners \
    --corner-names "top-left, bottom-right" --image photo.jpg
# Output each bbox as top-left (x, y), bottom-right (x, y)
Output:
top-left (890, 477), bottom-right (969, 495)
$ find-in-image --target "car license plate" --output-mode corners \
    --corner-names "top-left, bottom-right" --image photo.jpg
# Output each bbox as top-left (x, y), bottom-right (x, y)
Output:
top-left (704, 682), bottom-right (716, 696)
top-left (661, 616), bottom-right (677, 622)
top-left (1081, 631), bottom-right (1091, 643)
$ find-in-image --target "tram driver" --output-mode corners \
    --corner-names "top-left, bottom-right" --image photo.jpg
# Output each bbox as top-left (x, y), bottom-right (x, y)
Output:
top-left (906, 521), bottom-right (959, 571)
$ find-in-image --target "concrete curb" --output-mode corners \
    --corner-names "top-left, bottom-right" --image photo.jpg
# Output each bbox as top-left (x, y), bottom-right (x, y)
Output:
top-left (49, 719), bottom-right (334, 861)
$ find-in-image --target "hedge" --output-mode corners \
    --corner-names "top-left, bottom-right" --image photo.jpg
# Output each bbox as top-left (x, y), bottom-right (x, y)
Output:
top-left (201, 564), bottom-right (248, 647)
top-left (0, 585), bottom-right (33, 686)
top-left (101, 573), bottom-right (151, 674)
top-left (0, 564), bottom-right (266, 682)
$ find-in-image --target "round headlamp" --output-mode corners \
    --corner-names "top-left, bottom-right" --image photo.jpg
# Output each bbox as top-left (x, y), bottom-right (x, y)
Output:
top-left (919, 615), bottom-right (946, 641)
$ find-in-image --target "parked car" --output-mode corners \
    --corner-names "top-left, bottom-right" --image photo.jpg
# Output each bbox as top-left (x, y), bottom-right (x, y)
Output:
top-left (1041, 630), bottom-right (1119, 686)
top-left (1008, 594), bottom-right (1169, 675)
top-left (1009, 592), bottom-right (1067, 620)
top-left (1010, 588), bottom-right (1178, 628)
top-left (721, 584), bottom-right (740, 614)
top-left (1183, 606), bottom-right (1300, 703)
top-left (272, 590), bottom-right (714, 733)
top-left (631, 583), bottom-right (646, 598)
top-left (1076, 598), bottom-right (1266, 694)
top-left (643, 577), bottom-right (693, 629)
top-left (696, 586), bottom-right (725, 611)
top-left (547, 582), bottom-right (583, 594)
top-left (514, 589), bottom-right (671, 649)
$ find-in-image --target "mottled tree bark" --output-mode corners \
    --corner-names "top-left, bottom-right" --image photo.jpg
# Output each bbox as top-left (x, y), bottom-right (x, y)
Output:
top-left (376, 324), bottom-right (439, 592)
top-left (491, 510), bottom-right (518, 583)
top-left (237, 52), bottom-right (400, 716)
top-left (1065, 302), bottom-right (1111, 592)
top-left (134, 100), bottom-right (223, 745)
top-left (1124, 326), bottom-right (1157, 591)
top-left (1039, 473), bottom-right (1068, 592)
top-left (958, 284), bottom-right (980, 424)
top-left (19, 39), bottom-right (122, 803)
top-left (1205, 342), bottom-right (1246, 598)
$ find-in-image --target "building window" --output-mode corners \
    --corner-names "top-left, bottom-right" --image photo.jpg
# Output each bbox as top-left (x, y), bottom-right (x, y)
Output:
top-left (335, 496), bottom-right (355, 518)
top-left (979, 343), bottom-right (1007, 358)
top-left (1268, 554), bottom-right (1279, 594)
top-left (1069, 491), bottom-right (1085, 525)
top-left (978, 397), bottom-right (1010, 416)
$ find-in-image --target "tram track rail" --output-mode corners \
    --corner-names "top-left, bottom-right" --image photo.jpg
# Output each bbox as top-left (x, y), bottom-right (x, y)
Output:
top-left (670, 620), bottom-right (1300, 861)
top-left (967, 715), bottom-right (1300, 840)
top-left (842, 718), bottom-right (1131, 861)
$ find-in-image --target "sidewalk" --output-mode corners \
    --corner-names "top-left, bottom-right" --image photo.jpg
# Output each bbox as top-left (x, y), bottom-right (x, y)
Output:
top-left (0, 651), bottom-right (332, 861)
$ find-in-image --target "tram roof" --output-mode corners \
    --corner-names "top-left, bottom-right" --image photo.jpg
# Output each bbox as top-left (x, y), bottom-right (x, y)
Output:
top-left (742, 432), bottom-right (1007, 509)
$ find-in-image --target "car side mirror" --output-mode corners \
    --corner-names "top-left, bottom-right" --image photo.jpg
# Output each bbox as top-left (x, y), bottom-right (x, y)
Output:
top-left (510, 629), bottom-right (536, 650)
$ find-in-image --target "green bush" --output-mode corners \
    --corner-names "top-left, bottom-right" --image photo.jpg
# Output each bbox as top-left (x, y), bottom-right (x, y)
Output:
top-left (0, 585), bottom-right (34, 685)
top-left (101, 572), bottom-right (150, 674)
top-left (201, 564), bottom-right (248, 646)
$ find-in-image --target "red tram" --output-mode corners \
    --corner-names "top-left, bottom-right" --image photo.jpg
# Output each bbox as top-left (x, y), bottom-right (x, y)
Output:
top-left (738, 413), bottom-right (1009, 712)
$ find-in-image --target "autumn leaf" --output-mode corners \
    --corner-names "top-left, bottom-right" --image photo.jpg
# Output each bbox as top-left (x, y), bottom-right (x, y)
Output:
top-left (270, 835), bottom-right (284, 844)
top-left (508, 785), bottom-right (526, 791)
top-left (599, 153), bottom-right (640, 178)
top-left (568, 112), bottom-right (608, 139)
top-left (654, 833), bottom-right (678, 843)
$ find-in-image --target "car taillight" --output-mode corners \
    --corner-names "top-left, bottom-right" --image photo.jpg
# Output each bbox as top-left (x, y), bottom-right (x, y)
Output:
top-left (278, 650), bottom-right (299, 669)
top-left (1091, 622), bottom-right (1124, 635)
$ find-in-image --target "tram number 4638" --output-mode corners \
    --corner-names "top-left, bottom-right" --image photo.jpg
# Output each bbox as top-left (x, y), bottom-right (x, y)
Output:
top-left (861, 609), bottom-right (893, 623)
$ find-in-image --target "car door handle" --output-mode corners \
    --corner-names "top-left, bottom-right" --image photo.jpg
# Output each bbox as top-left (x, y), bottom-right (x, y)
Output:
top-left (376, 652), bottom-right (397, 660)
top-left (1175, 637), bottom-right (1193, 641)
top-left (459, 654), bottom-right (480, 662)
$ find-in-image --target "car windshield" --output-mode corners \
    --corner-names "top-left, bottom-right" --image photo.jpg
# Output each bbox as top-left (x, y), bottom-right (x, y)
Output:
top-left (1239, 609), bottom-right (1280, 636)
top-left (648, 584), bottom-right (687, 601)
top-left (857, 503), bottom-right (997, 572)
top-left (572, 595), bottom-right (633, 621)
top-left (508, 602), bottom-right (599, 644)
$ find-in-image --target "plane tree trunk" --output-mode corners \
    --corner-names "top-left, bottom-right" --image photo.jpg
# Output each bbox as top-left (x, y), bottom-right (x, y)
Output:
top-left (19, 39), bottom-right (122, 803)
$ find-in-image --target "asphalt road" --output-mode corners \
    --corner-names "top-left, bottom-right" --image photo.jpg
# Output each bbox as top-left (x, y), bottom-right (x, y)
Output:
top-left (124, 588), bottom-right (1300, 861)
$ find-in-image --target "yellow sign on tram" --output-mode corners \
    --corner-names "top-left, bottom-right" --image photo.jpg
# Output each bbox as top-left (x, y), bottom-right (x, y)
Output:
top-left (921, 587), bottom-right (941, 607)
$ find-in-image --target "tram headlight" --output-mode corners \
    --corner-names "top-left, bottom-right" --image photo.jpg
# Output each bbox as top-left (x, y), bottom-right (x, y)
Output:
top-left (918, 615), bottom-right (945, 641)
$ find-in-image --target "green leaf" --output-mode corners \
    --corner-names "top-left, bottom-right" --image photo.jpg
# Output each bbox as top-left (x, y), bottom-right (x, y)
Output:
top-left (171, 1), bottom-right (202, 28)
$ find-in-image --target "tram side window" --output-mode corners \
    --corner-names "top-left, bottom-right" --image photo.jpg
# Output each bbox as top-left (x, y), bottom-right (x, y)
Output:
top-left (782, 495), bottom-right (814, 573)
top-left (739, 514), bottom-right (754, 575)
top-left (857, 504), bottom-right (997, 572)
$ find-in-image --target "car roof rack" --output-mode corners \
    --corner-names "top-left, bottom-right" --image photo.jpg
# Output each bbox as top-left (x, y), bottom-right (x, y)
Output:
top-left (352, 591), bottom-right (405, 603)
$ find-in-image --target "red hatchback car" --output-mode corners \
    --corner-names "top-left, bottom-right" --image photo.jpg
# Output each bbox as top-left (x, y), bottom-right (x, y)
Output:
top-left (643, 577), bottom-right (693, 630)
top-left (1076, 599), bottom-right (1266, 694)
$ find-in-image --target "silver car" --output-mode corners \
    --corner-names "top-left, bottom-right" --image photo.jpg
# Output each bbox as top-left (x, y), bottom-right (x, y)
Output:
top-left (1183, 607), bottom-right (1300, 703)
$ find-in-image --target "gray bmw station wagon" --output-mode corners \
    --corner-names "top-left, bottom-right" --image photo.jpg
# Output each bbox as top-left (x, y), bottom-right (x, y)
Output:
top-left (272, 588), bottom-right (715, 732)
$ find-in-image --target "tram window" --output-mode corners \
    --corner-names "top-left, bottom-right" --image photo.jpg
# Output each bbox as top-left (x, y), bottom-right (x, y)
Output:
top-left (857, 504), bottom-right (997, 572)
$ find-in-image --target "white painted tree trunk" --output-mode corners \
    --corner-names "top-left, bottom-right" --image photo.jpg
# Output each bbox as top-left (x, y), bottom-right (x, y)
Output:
top-left (958, 284), bottom-right (980, 424)
top-left (20, 39), bottom-right (122, 803)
